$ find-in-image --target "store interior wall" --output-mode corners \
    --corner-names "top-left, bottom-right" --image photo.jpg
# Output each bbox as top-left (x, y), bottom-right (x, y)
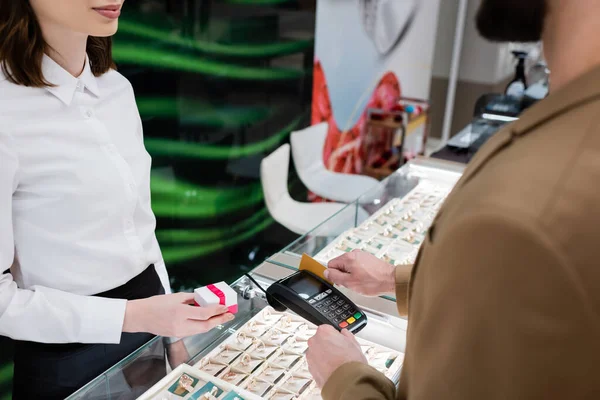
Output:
top-left (428, 0), bottom-right (515, 140)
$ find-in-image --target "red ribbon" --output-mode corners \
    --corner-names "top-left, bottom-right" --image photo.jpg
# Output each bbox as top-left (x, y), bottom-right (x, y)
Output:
top-left (207, 284), bottom-right (226, 306)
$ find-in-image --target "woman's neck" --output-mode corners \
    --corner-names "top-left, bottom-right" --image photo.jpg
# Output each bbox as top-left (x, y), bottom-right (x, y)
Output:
top-left (40, 20), bottom-right (88, 77)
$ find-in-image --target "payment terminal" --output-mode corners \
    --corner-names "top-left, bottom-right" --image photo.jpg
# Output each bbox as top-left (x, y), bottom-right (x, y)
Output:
top-left (266, 270), bottom-right (368, 334)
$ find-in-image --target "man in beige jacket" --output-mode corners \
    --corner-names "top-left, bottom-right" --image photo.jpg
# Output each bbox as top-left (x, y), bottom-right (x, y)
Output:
top-left (306, 0), bottom-right (600, 398)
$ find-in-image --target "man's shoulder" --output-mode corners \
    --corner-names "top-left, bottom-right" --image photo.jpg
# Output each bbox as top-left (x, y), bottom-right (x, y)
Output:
top-left (448, 98), bottom-right (600, 265)
top-left (465, 98), bottom-right (600, 216)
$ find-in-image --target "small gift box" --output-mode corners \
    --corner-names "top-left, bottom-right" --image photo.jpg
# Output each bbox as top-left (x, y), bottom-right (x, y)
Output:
top-left (194, 282), bottom-right (238, 314)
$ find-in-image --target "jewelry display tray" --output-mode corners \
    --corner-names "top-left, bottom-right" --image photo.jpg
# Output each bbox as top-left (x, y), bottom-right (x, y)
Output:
top-left (140, 307), bottom-right (405, 400)
top-left (138, 363), bottom-right (263, 400)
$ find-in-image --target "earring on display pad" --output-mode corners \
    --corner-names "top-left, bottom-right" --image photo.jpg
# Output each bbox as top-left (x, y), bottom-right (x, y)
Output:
top-left (253, 338), bottom-right (266, 351)
top-left (236, 332), bottom-right (247, 343)
top-left (241, 354), bottom-right (252, 366)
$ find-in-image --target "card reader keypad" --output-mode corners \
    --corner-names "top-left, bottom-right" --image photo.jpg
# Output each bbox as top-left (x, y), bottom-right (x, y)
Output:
top-left (310, 289), bottom-right (363, 329)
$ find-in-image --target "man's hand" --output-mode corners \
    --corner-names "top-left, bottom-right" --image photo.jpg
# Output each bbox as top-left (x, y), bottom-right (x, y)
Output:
top-left (306, 325), bottom-right (368, 388)
top-left (325, 250), bottom-right (396, 296)
top-left (123, 292), bottom-right (235, 337)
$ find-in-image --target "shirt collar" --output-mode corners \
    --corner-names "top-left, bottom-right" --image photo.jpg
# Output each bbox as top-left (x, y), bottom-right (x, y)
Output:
top-left (42, 54), bottom-right (100, 105)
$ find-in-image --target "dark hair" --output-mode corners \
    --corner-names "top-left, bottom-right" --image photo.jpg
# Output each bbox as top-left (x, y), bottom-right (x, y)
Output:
top-left (476, 0), bottom-right (547, 43)
top-left (0, 1), bottom-right (115, 87)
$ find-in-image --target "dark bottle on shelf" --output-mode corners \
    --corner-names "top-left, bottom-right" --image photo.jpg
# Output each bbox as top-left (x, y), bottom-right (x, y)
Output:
top-left (506, 50), bottom-right (529, 99)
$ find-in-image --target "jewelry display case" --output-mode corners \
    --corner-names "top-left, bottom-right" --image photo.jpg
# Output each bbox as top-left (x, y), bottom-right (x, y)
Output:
top-left (67, 157), bottom-right (464, 400)
top-left (67, 261), bottom-right (408, 400)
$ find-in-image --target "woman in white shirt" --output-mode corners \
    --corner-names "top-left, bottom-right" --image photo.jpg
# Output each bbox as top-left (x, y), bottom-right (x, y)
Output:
top-left (0, 1), bottom-right (234, 398)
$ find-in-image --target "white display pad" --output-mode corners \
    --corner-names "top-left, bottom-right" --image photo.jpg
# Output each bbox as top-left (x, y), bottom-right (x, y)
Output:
top-left (139, 307), bottom-right (405, 399)
top-left (193, 307), bottom-right (404, 399)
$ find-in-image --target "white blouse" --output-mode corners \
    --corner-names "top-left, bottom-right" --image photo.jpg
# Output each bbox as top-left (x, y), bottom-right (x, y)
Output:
top-left (0, 55), bottom-right (170, 344)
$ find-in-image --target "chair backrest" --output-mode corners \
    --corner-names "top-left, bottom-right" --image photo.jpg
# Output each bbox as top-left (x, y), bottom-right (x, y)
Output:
top-left (290, 122), bottom-right (328, 176)
top-left (260, 144), bottom-right (291, 215)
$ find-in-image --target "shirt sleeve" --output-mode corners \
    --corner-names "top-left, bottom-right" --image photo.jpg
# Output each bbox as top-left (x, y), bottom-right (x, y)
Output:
top-left (153, 256), bottom-right (172, 295)
top-left (0, 133), bottom-right (127, 344)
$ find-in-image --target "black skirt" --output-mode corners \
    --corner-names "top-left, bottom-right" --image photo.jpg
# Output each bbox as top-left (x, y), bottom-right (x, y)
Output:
top-left (12, 264), bottom-right (165, 400)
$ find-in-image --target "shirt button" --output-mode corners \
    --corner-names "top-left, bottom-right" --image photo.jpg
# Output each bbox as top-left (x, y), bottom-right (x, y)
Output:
top-left (84, 109), bottom-right (93, 119)
top-left (129, 183), bottom-right (136, 191)
top-left (125, 220), bottom-right (134, 231)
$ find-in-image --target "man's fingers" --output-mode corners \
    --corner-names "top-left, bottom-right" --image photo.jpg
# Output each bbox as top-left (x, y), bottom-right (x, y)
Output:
top-left (324, 268), bottom-right (351, 287)
top-left (341, 329), bottom-right (354, 339)
top-left (185, 304), bottom-right (229, 320)
top-left (317, 324), bottom-right (337, 335)
top-left (327, 253), bottom-right (353, 273)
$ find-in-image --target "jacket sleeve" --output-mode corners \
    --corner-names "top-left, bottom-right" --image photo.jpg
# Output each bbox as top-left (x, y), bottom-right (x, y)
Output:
top-left (323, 209), bottom-right (597, 400)
top-left (395, 263), bottom-right (412, 316)
top-left (322, 362), bottom-right (396, 400)
top-left (320, 262), bottom-right (412, 400)
top-left (399, 209), bottom-right (597, 400)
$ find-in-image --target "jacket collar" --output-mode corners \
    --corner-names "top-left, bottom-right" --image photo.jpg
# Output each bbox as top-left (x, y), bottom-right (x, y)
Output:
top-left (458, 63), bottom-right (600, 187)
top-left (43, 54), bottom-right (100, 105)
top-left (429, 65), bottom-right (600, 233)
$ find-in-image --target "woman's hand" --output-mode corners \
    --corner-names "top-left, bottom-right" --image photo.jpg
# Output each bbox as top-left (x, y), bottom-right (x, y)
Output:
top-left (122, 293), bottom-right (234, 337)
top-left (324, 250), bottom-right (396, 296)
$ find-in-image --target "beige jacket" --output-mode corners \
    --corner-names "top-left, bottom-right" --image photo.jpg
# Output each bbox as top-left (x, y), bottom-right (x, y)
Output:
top-left (323, 65), bottom-right (600, 399)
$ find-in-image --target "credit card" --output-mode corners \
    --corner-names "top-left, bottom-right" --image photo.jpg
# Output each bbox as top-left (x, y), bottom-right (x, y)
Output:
top-left (299, 253), bottom-right (332, 284)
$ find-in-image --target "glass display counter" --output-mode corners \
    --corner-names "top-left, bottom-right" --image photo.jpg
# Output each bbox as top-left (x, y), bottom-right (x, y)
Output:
top-left (67, 261), bottom-right (408, 400)
top-left (67, 157), bottom-right (464, 400)
top-left (267, 157), bottom-right (464, 302)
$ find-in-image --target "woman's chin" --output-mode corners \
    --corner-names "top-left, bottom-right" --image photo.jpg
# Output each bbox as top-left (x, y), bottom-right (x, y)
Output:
top-left (89, 21), bottom-right (119, 38)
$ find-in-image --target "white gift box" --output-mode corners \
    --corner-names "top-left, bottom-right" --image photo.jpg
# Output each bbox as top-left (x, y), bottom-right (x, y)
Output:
top-left (194, 282), bottom-right (238, 314)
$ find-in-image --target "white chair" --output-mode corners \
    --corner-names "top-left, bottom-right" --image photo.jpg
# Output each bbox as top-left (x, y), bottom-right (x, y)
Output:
top-left (261, 144), bottom-right (368, 236)
top-left (290, 122), bottom-right (383, 204)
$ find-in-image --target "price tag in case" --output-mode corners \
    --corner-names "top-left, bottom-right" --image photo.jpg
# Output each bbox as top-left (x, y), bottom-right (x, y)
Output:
top-left (194, 282), bottom-right (238, 314)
